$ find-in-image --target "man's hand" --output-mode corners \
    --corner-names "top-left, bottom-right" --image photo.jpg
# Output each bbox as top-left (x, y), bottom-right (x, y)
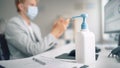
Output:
top-left (51, 17), bottom-right (70, 38)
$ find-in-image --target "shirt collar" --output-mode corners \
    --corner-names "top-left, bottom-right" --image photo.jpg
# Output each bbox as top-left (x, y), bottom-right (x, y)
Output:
top-left (18, 14), bottom-right (32, 26)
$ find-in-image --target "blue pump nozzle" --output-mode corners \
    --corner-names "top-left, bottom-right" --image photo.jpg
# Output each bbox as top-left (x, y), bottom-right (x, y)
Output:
top-left (72, 14), bottom-right (88, 29)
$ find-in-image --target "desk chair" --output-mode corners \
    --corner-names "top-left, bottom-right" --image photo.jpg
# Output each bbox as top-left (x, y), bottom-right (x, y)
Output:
top-left (0, 34), bottom-right (10, 60)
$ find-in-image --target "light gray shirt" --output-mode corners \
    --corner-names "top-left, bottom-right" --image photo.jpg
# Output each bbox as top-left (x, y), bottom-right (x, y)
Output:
top-left (5, 15), bottom-right (57, 59)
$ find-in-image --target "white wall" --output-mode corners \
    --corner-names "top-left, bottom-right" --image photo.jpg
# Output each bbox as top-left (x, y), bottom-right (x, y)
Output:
top-left (0, 0), bottom-right (17, 19)
top-left (0, 0), bottom-right (102, 43)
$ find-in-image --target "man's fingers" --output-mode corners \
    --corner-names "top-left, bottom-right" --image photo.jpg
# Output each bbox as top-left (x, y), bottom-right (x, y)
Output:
top-left (64, 18), bottom-right (70, 26)
top-left (53, 17), bottom-right (70, 32)
top-left (66, 18), bottom-right (70, 24)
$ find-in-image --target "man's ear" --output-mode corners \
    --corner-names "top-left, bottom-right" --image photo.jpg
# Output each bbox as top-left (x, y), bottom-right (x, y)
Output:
top-left (18, 3), bottom-right (24, 12)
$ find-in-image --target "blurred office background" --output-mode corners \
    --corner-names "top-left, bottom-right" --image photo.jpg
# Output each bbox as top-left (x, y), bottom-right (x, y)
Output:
top-left (0, 0), bottom-right (116, 46)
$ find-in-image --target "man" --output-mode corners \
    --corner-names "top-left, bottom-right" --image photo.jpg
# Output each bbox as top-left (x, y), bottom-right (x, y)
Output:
top-left (5, 0), bottom-right (69, 59)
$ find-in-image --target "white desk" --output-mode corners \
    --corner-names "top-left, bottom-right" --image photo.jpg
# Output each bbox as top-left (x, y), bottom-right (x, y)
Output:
top-left (40, 43), bottom-right (120, 68)
top-left (95, 44), bottom-right (120, 68)
top-left (0, 43), bottom-right (83, 68)
top-left (40, 43), bottom-right (75, 61)
top-left (0, 43), bottom-right (120, 68)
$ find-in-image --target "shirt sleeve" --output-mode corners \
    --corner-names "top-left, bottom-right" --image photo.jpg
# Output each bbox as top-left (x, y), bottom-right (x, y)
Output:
top-left (31, 24), bottom-right (58, 54)
top-left (47, 33), bottom-right (57, 46)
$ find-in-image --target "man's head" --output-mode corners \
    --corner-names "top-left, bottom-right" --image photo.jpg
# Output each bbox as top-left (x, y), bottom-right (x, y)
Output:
top-left (15, 0), bottom-right (39, 20)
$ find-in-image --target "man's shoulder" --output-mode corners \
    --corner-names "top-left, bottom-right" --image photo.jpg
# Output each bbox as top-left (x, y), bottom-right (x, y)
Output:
top-left (9, 16), bottom-right (21, 23)
top-left (5, 16), bottom-right (25, 32)
top-left (7, 16), bottom-right (24, 27)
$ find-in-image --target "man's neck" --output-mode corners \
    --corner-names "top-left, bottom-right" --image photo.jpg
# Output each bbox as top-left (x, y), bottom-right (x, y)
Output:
top-left (19, 12), bottom-right (31, 25)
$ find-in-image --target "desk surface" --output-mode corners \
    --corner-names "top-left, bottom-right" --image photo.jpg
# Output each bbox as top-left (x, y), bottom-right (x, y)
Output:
top-left (0, 43), bottom-right (83, 68)
top-left (0, 43), bottom-right (120, 68)
top-left (40, 43), bottom-right (75, 60)
top-left (95, 44), bottom-right (120, 68)
top-left (40, 43), bottom-right (120, 68)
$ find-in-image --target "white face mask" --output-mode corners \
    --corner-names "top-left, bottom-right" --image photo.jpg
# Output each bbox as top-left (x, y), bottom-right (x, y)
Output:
top-left (27, 6), bottom-right (38, 20)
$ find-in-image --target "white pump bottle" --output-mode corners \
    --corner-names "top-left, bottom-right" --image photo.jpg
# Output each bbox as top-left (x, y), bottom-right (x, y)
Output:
top-left (73, 14), bottom-right (95, 67)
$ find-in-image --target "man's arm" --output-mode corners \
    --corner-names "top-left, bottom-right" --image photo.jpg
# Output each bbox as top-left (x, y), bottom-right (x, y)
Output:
top-left (5, 20), bottom-right (56, 56)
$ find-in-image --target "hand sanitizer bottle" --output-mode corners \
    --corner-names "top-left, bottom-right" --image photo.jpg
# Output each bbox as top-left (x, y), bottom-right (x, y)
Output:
top-left (73, 14), bottom-right (95, 67)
